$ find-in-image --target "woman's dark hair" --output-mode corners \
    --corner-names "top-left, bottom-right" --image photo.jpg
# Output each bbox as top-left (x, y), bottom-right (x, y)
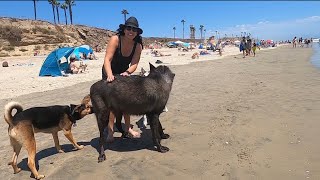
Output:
top-left (117, 26), bottom-right (144, 49)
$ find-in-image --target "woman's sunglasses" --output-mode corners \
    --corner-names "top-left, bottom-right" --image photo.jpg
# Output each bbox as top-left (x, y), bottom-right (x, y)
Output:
top-left (125, 26), bottom-right (138, 32)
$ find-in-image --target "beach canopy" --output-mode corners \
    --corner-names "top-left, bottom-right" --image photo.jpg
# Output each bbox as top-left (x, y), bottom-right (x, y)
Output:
top-left (39, 47), bottom-right (74, 77)
top-left (174, 40), bottom-right (184, 44)
top-left (71, 45), bottom-right (93, 59)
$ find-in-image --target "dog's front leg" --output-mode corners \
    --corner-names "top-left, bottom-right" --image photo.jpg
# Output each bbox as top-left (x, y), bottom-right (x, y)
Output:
top-left (148, 114), bottom-right (169, 153)
top-left (52, 132), bottom-right (64, 153)
top-left (62, 130), bottom-right (84, 150)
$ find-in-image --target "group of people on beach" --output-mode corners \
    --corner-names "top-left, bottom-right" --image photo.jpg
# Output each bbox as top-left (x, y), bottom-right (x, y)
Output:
top-left (240, 36), bottom-right (259, 58)
top-left (292, 37), bottom-right (313, 48)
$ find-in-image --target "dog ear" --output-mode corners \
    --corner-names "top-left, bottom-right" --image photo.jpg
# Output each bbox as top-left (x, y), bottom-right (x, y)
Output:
top-left (149, 63), bottom-right (156, 72)
top-left (81, 94), bottom-right (91, 105)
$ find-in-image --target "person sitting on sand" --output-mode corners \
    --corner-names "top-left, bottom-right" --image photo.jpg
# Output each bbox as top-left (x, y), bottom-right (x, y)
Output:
top-left (199, 50), bottom-right (210, 55)
top-left (154, 50), bottom-right (172, 57)
top-left (69, 57), bottom-right (87, 74)
top-left (88, 52), bottom-right (97, 60)
top-left (191, 52), bottom-right (199, 59)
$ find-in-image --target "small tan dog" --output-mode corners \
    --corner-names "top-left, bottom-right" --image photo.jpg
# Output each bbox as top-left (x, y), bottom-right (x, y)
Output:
top-left (4, 95), bottom-right (92, 179)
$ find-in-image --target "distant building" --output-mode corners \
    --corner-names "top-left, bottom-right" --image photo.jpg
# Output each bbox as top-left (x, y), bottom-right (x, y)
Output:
top-left (190, 25), bottom-right (195, 40)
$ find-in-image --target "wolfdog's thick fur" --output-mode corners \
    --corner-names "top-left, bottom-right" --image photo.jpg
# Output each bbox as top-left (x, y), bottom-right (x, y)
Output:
top-left (90, 63), bottom-right (175, 162)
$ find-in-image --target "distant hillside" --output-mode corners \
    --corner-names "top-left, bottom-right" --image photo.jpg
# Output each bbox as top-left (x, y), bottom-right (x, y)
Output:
top-left (0, 17), bottom-right (117, 56)
top-left (0, 17), bottom-right (200, 57)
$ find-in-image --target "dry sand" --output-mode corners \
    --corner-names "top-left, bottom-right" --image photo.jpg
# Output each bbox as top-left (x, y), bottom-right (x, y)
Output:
top-left (0, 46), bottom-right (320, 179)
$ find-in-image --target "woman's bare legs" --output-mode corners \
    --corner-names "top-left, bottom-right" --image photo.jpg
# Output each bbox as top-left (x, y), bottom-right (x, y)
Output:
top-left (124, 114), bottom-right (140, 138)
top-left (106, 112), bottom-right (115, 143)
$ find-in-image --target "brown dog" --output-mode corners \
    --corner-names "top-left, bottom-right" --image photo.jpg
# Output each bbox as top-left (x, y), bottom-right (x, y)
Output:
top-left (4, 95), bottom-right (92, 179)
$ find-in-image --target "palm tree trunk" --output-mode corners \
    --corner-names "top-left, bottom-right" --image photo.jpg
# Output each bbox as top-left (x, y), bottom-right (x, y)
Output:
top-left (68, 3), bottom-right (73, 25)
top-left (52, 4), bottom-right (56, 24)
top-left (124, 14), bottom-right (127, 22)
top-left (183, 23), bottom-right (185, 39)
top-left (56, 6), bottom-right (60, 24)
top-left (33, 0), bottom-right (37, 20)
top-left (64, 9), bottom-right (68, 25)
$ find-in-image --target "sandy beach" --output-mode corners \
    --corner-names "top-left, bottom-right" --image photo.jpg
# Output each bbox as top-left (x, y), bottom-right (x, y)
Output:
top-left (1, 46), bottom-right (320, 179)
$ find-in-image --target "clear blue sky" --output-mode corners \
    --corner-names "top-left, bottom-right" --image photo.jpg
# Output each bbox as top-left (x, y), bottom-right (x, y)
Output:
top-left (1, 1), bottom-right (320, 41)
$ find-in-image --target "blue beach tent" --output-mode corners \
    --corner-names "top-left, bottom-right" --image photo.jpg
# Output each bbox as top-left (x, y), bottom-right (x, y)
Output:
top-left (71, 45), bottom-right (93, 60)
top-left (39, 47), bottom-right (74, 77)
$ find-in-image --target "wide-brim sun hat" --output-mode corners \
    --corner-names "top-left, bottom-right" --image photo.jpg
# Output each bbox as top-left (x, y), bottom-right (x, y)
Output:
top-left (119, 16), bottom-right (143, 34)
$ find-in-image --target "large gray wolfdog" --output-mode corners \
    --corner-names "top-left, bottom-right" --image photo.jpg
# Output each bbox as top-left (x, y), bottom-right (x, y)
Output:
top-left (90, 63), bottom-right (175, 162)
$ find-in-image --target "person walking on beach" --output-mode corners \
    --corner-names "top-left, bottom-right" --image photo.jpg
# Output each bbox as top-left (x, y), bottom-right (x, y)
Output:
top-left (292, 36), bottom-right (297, 48)
top-left (102, 16), bottom-right (143, 142)
top-left (240, 37), bottom-right (247, 58)
top-left (252, 42), bottom-right (257, 57)
top-left (246, 36), bottom-right (252, 56)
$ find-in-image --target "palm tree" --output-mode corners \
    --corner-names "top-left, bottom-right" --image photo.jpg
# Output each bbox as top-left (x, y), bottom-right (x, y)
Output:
top-left (181, 19), bottom-right (185, 39)
top-left (199, 25), bottom-right (204, 40)
top-left (54, 0), bottom-right (61, 24)
top-left (32, 0), bottom-right (38, 20)
top-left (60, 3), bottom-right (68, 25)
top-left (65, 0), bottom-right (75, 25)
top-left (204, 29), bottom-right (206, 40)
top-left (121, 9), bottom-right (129, 23)
top-left (48, 0), bottom-right (56, 24)
top-left (173, 27), bottom-right (176, 39)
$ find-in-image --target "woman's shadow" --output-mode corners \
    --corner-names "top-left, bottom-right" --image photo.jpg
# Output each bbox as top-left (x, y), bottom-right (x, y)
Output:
top-left (90, 116), bottom-right (157, 153)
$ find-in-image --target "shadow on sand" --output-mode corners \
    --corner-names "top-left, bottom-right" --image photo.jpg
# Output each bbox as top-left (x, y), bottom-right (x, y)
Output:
top-left (90, 117), bottom-right (158, 153)
top-left (17, 117), bottom-right (159, 174)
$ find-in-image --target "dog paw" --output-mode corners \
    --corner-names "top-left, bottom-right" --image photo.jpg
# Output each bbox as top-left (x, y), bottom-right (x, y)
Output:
top-left (98, 154), bottom-right (106, 163)
top-left (158, 146), bottom-right (170, 153)
top-left (36, 174), bottom-right (45, 180)
top-left (77, 145), bottom-right (84, 150)
top-left (58, 149), bottom-right (65, 153)
top-left (31, 174), bottom-right (45, 179)
top-left (14, 168), bottom-right (21, 174)
top-left (161, 134), bottom-right (170, 139)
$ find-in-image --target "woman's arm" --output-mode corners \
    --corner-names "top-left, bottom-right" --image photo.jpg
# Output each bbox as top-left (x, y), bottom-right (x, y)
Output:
top-left (123, 43), bottom-right (143, 75)
top-left (104, 35), bottom-right (119, 82)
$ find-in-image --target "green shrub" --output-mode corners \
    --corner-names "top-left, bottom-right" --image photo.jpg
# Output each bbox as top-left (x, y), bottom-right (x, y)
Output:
top-left (0, 53), bottom-right (9, 57)
top-left (34, 45), bottom-right (41, 50)
top-left (44, 45), bottom-right (50, 50)
top-left (2, 46), bottom-right (15, 51)
top-left (0, 25), bottom-right (22, 45)
top-left (19, 48), bottom-right (28, 52)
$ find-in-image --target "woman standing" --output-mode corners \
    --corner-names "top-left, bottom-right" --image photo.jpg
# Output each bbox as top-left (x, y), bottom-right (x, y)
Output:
top-left (102, 16), bottom-right (143, 142)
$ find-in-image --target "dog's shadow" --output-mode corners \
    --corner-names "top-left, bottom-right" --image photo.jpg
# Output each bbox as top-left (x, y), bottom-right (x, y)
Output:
top-left (17, 117), bottom-right (158, 173)
top-left (90, 117), bottom-right (157, 153)
top-left (17, 142), bottom-right (91, 173)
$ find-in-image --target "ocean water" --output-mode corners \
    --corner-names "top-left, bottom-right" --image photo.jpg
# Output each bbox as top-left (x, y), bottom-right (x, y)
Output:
top-left (311, 42), bottom-right (320, 68)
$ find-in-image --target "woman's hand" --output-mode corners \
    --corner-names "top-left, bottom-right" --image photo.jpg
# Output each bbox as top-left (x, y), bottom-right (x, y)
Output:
top-left (107, 74), bottom-right (115, 82)
top-left (120, 71), bottom-right (131, 77)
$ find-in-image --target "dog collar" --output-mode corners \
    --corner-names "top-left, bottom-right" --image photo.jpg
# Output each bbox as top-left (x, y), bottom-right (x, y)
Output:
top-left (68, 106), bottom-right (77, 127)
